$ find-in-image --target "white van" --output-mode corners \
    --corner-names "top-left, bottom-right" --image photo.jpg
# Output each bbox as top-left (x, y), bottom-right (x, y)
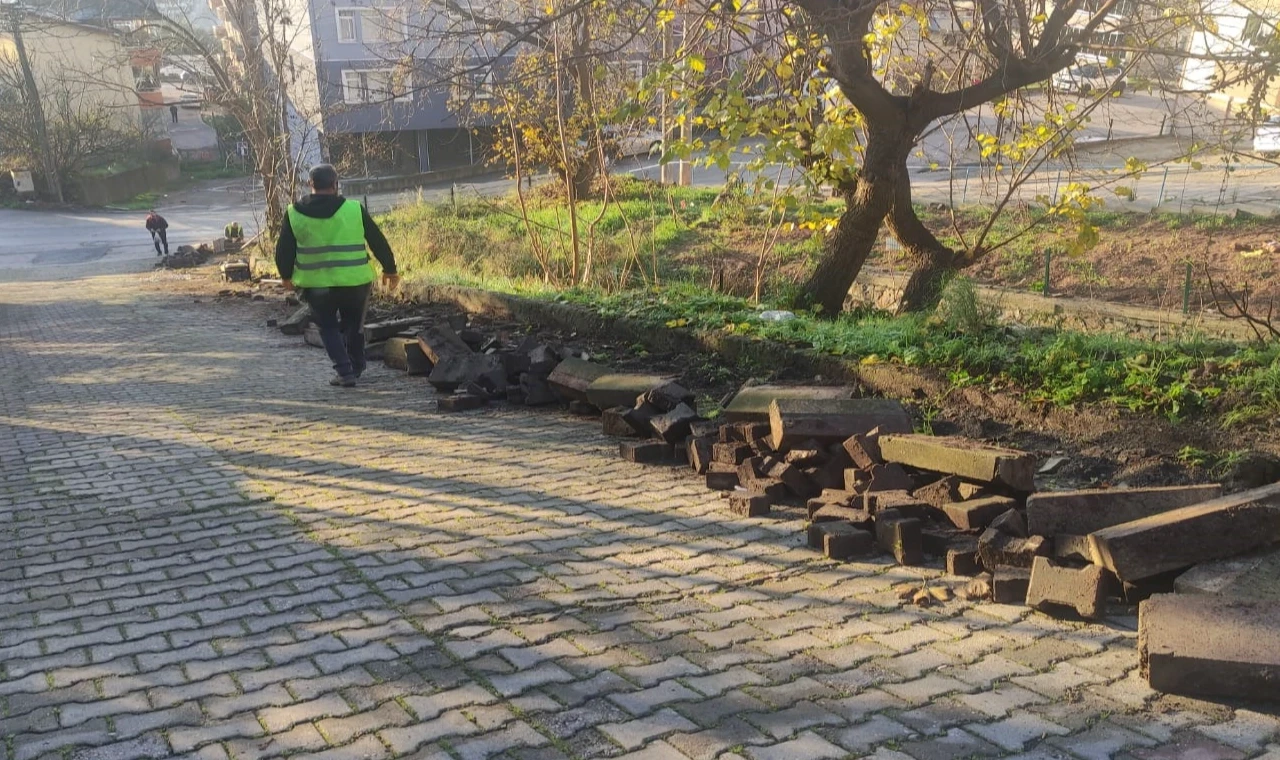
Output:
top-left (1254, 116), bottom-right (1280, 156)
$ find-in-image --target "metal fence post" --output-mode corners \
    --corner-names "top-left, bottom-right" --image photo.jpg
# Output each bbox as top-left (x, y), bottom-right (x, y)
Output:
top-left (1043, 250), bottom-right (1052, 296)
top-left (1157, 166), bottom-right (1169, 209)
top-left (1183, 262), bottom-right (1193, 315)
top-left (961, 167), bottom-right (970, 206)
top-left (363, 194), bottom-right (368, 210)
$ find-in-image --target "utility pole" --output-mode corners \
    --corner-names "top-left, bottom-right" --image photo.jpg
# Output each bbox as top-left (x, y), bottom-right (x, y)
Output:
top-left (5, 3), bottom-right (63, 203)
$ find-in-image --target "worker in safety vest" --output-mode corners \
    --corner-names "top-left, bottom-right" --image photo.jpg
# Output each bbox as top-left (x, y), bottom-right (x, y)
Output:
top-left (275, 164), bottom-right (399, 387)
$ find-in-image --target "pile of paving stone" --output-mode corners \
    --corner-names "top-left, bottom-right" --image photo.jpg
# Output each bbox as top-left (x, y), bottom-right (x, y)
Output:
top-left (157, 243), bottom-right (214, 269)
top-left (301, 315), bottom-right (1280, 704)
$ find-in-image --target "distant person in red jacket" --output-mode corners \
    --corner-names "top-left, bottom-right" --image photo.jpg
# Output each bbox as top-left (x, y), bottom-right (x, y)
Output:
top-left (145, 210), bottom-right (169, 256)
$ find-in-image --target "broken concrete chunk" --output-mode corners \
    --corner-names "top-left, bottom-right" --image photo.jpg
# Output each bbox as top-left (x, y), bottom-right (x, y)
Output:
top-left (602, 407), bottom-right (639, 438)
top-left (865, 463), bottom-right (913, 493)
top-left (280, 304), bottom-right (313, 335)
top-left (914, 475), bottom-right (963, 509)
top-left (879, 435), bottom-right (1037, 493)
top-left (520, 373), bottom-right (559, 406)
top-left (990, 509), bottom-right (1029, 538)
top-left (527, 345), bottom-right (560, 376)
top-left (958, 483), bottom-right (989, 500)
top-left (992, 565), bottom-right (1032, 604)
top-left (583, 374), bottom-right (671, 411)
top-left (721, 384), bottom-right (856, 423)
top-left (763, 459), bottom-right (816, 499)
top-left (1087, 482), bottom-right (1280, 582)
top-left (769, 397), bottom-right (912, 450)
top-left (729, 491), bottom-right (772, 517)
top-left (648, 403), bottom-right (700, 444)
top-left (1026, 484), bottom-right (1224, 537)
top-left (943, 496), bottom-right (1018, 531)
top-left (418, 324), bottom-right (472, 364)
top-left (429, 354), bottom-right (503, 393)
top-left (1139, 594), bottom-right (1280, 701)
top-left (643, 382), bottom-right (696, 413)
top-left (1027, 557), bottom-right (1108, 619)
top-left (620, 440), bottom-right (674, 464)
top-left (978, 529), bottom-right (1049, 570)
top-left (547, 358), bottom-right (610, 404)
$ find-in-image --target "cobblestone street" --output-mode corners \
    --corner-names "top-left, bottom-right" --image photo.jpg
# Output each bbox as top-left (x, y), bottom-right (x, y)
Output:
top-left (1, 273), bottom-right (1277, 760)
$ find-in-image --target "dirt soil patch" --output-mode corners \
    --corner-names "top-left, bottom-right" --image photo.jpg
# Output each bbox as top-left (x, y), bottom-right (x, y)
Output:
top-left (150, 265), bottom-right (1280, 497)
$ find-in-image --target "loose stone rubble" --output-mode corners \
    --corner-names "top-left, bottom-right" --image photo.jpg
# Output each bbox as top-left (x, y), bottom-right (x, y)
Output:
top-left (287, 312), bottom-right (1280, 703)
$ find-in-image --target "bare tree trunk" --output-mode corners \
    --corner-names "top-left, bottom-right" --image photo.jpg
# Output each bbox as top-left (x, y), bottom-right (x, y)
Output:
top-left (884, 168), bottom-right (956, 313)
top-left (798, 130), bottom-right (905, 315)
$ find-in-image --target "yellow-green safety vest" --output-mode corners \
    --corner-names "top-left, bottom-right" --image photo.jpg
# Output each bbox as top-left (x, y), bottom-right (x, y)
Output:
top-left (287, 199), bottom-right (376, 288)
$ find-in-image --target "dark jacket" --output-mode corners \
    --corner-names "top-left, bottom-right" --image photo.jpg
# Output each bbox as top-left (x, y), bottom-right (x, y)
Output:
top-left (145, 213), bottom-right (168, 231)
top-left (274, 194), bottom-right (397, 280)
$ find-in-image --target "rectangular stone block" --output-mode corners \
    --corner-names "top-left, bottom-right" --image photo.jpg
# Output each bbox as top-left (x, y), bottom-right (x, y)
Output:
top-left (879, 435), bottom-right (1037, 492)
top-left (769, 398), bottom-right (912, 450)
top-left (688, 436), bottom-right (715, 475)
top-left (947, 547), bottom-right (982, 577)
top-left (706, 465), bottom-right (739, 492)
top-left (429, 354), bottom-right (504, 393)
top-left (876, 514), bottom-right (923, 566)
top-left (842, 430), bottom-right (885, 470)
top-left (1054, 534), bottom-right (1092, 562)
top-left (992, 566), bottom-right (1031, 604)
top-left (943, 496), bottom-right (1018, 531)
top-left (621, 441), bottom-right (673, 464)
top-left (1026, 484), bottom-right (1223, 537)
top-left (713, 442), bottom-right (753, 466)
top-left (1139, 593), bottom-right (1280, 701)
top-left (585, 374), bottom-right (673, 411)
top-left (810, 523), bottom-right (875, 561)
top-left (722, 384), bottom-right (855, 423)
top-left (729, 492), bottom-right (772, 517)
top-left (364, 318), bottom-right (425, 343)
top-left (547, 358), bottom-right (610, 404)
top-left (914, 475), bottom-right (963, 509)
top-left (1088, 482), bottom-right (1280, 582)
top-left (1026, 557), bottom-right (1108, 619)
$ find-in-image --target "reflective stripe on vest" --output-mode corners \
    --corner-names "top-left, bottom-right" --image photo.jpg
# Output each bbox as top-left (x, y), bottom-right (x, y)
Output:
top-left (286, 199), bottom-right (375, 287)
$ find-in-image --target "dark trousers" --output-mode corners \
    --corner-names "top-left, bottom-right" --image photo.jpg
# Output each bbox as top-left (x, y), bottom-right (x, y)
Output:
top-left (305, 283), bottom-right (371, 379)
top-left (151, 229), bottom-right (168, 256)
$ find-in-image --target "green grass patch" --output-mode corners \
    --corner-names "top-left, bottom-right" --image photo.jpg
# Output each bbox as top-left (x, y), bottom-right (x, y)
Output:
top-left (181, 161), bottom-right (252, 182)
top-left (115, 191), bottom-right (162, 210)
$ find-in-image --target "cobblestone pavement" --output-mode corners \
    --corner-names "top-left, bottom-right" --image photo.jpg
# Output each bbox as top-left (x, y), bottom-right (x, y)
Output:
top-left (2, 273), bottom-right (1277, 760)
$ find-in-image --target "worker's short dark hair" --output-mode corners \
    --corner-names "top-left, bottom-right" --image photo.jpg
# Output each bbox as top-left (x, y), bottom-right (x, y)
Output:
top-left (309, 164), bottom-right (339, 190)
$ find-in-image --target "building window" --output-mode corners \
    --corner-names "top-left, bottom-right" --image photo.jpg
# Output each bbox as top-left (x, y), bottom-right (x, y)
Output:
top-left (473, 69), bottom-right (495, 99)
top-left (342, 69), bottom-right (412, 103)
top-left (337, 8), bottom-right (357, 42)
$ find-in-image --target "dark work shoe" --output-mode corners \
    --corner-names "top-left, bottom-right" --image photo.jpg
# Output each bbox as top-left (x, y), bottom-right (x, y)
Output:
top-left (329, 375), bottom-right (357, 388)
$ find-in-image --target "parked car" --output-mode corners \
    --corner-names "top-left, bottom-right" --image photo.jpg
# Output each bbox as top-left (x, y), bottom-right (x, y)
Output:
top-left (1051, 62), bottom-right (1126, 95)
top-left (1254, 116), bottom-right (1280, 155)
top-left (603, 127), bottom-right (663, 159)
